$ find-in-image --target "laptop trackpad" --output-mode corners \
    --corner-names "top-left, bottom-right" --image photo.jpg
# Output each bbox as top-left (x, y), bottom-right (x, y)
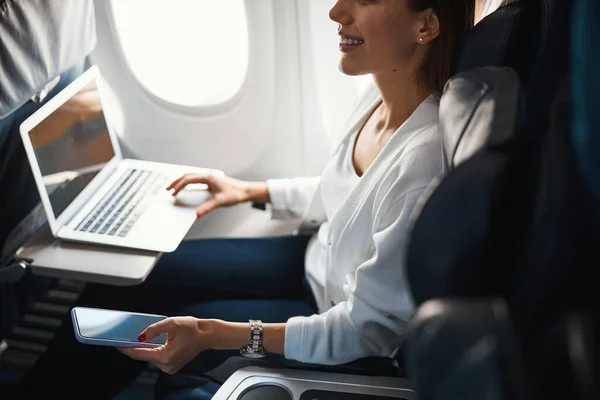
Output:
top-left (173, 190), bottom-right (212, 207)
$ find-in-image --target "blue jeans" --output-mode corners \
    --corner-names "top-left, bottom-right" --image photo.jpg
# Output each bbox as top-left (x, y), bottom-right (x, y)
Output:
top-left (17, 235), bottom-right (316, 400)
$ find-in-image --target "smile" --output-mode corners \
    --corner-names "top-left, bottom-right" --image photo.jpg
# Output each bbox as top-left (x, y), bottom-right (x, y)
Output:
top-left (340, 37), bottom-right (364, 45)
top-left (339, 35), bottom-right (364, 52)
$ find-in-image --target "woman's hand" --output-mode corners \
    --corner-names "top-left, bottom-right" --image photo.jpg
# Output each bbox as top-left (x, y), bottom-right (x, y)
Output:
top-left (118, 317), bottom-right (216, 375)
top-left (119, 318), bottom-right (288, 374)
top-left (166, 174), bottom-right (270, 217)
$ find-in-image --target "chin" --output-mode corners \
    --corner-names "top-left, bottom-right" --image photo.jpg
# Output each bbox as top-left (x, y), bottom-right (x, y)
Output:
top-left (338, 60), bottom-right (369, 76)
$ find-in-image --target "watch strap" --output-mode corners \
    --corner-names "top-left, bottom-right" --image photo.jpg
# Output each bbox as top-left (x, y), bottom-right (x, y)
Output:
top-left (240, 319), bottom-right (265, 358)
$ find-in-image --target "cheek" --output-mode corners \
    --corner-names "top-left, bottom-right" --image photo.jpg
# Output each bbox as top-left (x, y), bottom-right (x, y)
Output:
top-left (367, 21), bottom-right (413, 65)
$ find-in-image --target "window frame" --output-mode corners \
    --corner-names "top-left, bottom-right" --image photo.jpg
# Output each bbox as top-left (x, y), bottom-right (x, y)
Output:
top-left (104, 0), bottom-right (251, 116)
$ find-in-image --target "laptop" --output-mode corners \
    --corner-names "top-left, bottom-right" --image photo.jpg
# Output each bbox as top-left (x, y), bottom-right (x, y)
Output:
top-left (19, 65), bottom-right (221, 253)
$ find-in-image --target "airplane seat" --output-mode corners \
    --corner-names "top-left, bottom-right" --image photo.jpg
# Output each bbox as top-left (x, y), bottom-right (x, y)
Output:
top-left (573, 0), bottom-right (600, 221)
top-left (207, 1), bottom-right (557, 399)
top-left (405, 0), bottom-right (600, 399)
top-left (0, 0), bottom-right (96, 384)
top-left (457, 0), bottom-right (547, 89)
top-left (405, 0), bottom-right (553, 314)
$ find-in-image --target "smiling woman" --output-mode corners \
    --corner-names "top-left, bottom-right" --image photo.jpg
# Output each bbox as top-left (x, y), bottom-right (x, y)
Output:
top-left (14, 1), bottom-right (475, 399)
top-left (109, 0), bottom-right (249, 107)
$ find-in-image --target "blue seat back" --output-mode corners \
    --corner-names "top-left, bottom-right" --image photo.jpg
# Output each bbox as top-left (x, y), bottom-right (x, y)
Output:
top-left (572, 0), bottom-right (600, 222)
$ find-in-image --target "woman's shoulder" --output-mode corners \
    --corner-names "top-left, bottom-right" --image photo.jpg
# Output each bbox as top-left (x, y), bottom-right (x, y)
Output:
top-left (404, 121), bottom-right (441, 153)
top-left (376, 123), bottom-right (443, 205)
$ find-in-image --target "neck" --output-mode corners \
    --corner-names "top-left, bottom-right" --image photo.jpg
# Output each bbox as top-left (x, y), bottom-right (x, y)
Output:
top-left (371, 69), bottom-right (432, 131)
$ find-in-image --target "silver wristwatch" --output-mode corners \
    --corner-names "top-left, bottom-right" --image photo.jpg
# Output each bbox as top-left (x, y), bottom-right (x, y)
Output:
top-left (240, 319), bottom-right (265, 359)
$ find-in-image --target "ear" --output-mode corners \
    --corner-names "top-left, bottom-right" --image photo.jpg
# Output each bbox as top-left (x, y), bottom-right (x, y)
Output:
top-left (416, 9), bottom-right (440, 45)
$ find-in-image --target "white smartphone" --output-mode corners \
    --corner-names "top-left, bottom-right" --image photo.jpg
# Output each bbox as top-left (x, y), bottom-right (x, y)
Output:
top-left (71, 307), bottom-right (167, 348)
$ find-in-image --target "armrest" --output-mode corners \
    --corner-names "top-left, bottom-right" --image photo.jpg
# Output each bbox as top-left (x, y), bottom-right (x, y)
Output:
top-left (211, 366), bottom-right (414, 400)
top-left (278, 356), bottom-right (403, 378)
top-left (168, 355), bottom-right (402, 392)
top-left (161, 356), bottom-right (403, 400)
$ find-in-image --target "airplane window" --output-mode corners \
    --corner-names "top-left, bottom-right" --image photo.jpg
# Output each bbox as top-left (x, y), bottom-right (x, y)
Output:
top-left (110, 0), bottom-right (249, 107)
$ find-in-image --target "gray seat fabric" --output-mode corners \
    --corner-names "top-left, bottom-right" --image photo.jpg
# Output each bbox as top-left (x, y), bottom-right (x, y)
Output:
top-left (0, 0), bottom-right (96, 118)
top-left (407, 66), bottom-right (522, 305)
top-left (440, 67), bottom-right (520, 169)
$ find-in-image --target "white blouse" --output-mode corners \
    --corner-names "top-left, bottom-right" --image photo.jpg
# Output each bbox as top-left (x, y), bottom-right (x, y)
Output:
top-left (306, 126), bottom-right (361, 311)
top-left (267, 83), bottom-right (444, 365)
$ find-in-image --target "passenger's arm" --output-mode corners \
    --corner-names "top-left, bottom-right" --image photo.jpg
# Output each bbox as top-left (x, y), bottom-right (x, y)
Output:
top-left (266, 176), bottom-right (321, 219)
top-left (283, 188), bottom-right (426, 365)
top-left (118, 189), bottom-right (424, 373)
top-left (118, 318), bottom-right (288, 375)
top-left (166, 173), bottom-right (320, 219)
top-left (212, 321), bottom-right (287, 355)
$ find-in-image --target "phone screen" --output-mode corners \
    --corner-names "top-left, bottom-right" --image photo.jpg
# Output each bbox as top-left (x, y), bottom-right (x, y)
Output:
top-left (74, 308), bottom-right (167, 345)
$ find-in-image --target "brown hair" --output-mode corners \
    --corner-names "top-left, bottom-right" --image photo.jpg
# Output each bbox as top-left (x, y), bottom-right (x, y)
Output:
top-left (409, 0), bottom-right (476, 96)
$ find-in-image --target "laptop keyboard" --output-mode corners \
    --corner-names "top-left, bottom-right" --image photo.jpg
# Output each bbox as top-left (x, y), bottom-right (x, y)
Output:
top-left (75, 168), bottom-right (168, 237)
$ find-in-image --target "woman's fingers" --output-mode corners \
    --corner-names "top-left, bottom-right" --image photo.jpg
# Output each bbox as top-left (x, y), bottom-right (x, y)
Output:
top-left (195, 198), bottom-right (221, 218)
top-left (140, 318), bottom-right (176, 342)
top-left (116, 346), bottom-right (163, 363)
top-left (118, 346), bottom-right (184, 374)
top-left (165, 176), bottom-right (183, 191)
top-left (168, 174), bottom-right (217, 196)
top-left (119, 317), bottom-right (210, 375)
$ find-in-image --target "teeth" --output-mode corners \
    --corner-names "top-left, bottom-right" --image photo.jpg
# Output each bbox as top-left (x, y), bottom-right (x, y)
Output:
top-left (341, 38), bottom-right (363, 45)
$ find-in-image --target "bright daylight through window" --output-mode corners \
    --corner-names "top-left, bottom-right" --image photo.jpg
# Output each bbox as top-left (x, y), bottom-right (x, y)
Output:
top-left (111, 0), bottom-right (249, 107)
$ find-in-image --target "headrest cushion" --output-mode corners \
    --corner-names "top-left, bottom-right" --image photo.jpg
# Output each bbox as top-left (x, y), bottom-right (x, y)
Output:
top-left (441, 67), bottom-right (521, 168)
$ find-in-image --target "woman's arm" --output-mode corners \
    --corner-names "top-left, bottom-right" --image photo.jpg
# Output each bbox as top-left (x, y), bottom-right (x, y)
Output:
top-left (119, 191), bottom-right (424, 373)
top-left (213, 320), bottom-right (286, 354)
top-left (165, 173), bottom-right (321, 220)
top-left (284, 188), bottom-right (428, 365)
top-left (242, 181), bottom-right (271, 204)
top-left (266, 176), bottom-right (321, 220)
top-left (118, 318), bottom-right (287, 375)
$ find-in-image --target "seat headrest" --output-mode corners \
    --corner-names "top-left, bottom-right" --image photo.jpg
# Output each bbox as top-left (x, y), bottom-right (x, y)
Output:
top-left (440, 67), bottom-right (520, 169)
top-left (457, 0), bottom-right (545, 86)
top-left (404, 67), bottom-right (521, 302)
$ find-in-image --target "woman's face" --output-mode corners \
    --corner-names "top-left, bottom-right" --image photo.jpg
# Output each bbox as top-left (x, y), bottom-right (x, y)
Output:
top-left (329, 0), bottom-right (426, 76)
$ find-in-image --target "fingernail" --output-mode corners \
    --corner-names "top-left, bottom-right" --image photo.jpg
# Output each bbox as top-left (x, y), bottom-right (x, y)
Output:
top-left (138, 334), bottom-right (147, 342)
top-left (196, 211), bottom-right (204, 218)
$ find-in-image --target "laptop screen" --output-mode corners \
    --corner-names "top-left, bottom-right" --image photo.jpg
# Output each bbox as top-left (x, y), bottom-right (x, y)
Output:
top-left (28, 80), bottom-right (116, 219)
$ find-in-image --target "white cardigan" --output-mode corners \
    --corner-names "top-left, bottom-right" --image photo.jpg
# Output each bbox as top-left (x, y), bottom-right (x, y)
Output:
top-left (267, 83), bottom-right (444, 365)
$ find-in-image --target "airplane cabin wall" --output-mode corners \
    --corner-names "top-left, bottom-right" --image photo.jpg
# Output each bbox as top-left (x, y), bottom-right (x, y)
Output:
top-left (90, 0), bottom-right (368, 239)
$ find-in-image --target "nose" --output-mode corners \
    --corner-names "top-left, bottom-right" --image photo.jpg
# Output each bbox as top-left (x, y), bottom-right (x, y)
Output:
top-left (329, 0), bottom-right (352, 26)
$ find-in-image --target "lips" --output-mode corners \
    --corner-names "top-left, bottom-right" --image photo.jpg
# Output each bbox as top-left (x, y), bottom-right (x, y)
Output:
top-left (339, 30), bottom-right (364, 41)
